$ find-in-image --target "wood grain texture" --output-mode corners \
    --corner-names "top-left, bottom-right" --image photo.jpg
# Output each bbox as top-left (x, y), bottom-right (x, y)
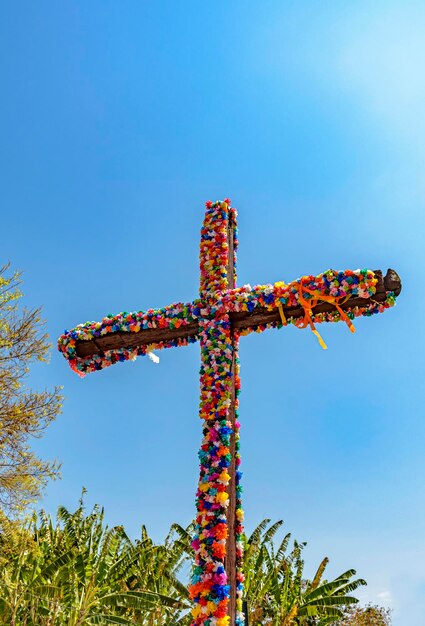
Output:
top-left (225, 211), bottom-right (237, 625)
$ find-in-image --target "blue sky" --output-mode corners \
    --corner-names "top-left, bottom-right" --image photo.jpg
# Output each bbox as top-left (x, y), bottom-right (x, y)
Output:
top-left (1, 2), bottom-right (424, 623)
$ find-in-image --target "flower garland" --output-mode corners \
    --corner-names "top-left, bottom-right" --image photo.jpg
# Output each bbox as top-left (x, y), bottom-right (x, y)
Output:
top-left (207, 268), bottom-right (395, 350)
top-left (57, 271), bottom-right (396, 376)
top-left (190, 201), bottom-right (244, 626)
top-left (190, 317), bottom-right (244, 626)
top-left (57, 302), bottom-right (200, 377)
top-left (200, 199), bottom-right (238, 296)
top-left (57, 199), bottom-right (399, 626)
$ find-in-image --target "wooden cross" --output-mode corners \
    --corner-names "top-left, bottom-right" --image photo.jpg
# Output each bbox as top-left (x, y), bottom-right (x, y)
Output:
top-left (58, 200), bottom-right (401, 626)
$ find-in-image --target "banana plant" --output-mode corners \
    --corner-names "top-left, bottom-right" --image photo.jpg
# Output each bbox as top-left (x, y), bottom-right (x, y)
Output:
top-left (0, 504), bottom-right (368, 626)
top-left (243, 519), bottom-right (366, 625)
top-left (0, 498), bottom-right (191, 625)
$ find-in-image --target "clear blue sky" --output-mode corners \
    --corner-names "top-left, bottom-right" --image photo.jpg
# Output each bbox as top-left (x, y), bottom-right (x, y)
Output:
top-left (1, 2), bottom-right (423, 624)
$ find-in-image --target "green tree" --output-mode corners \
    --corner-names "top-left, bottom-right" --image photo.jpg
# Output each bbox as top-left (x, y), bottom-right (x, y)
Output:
top-left (0, 503), bottom-right (375, 626)
top-left (243, 519), bottom-right (366, 625)
top-left (0, 264), bottom-right (62, 515)
top-left (338, 604), bottom-right (392, 625)
top-left (0, 495), bottom-right (191, 625)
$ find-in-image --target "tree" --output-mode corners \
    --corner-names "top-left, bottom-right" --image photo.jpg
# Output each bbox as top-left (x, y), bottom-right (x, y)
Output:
top-left (0, 496), bottom-right (191, 625)
top-left (0, 500), bottom-right (374, 626)
top-left (338, 604), bottom-right (392, 625)
top-left (243, 519), bottom-right (366, 625)
top-left (0, 264), bottom-right (62, 515)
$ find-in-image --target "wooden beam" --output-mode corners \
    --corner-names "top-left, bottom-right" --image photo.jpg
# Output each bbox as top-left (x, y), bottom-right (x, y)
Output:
top-left (225, 210), bottom-right (237, 625)
top-left (231, 269), bottom-right (401, 331)
top-left (75, 269), bottom-right (401, 358)
top-left (75, 323), bottom-right (199, 358)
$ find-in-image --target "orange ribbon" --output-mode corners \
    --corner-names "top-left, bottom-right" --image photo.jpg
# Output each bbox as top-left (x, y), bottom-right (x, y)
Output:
top-left (295, 277), bottom-right (356, 349)
top-left (277, 301), bottom-right (287, 326)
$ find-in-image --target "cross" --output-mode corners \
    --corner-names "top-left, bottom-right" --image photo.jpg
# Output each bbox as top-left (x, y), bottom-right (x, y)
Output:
top-left (58, 199), bottom-right (401, 626)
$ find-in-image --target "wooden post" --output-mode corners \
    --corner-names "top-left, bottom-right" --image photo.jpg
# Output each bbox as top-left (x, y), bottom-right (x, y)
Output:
top-left (225, 211), bottom-right (238, 625)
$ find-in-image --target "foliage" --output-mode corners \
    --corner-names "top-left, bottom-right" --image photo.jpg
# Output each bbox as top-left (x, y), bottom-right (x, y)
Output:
top-left (243, 519), bottom-right (367, 625)
top-left (0, 499), bottom-right (382, 626)
top-left (338, 604), bottom-right (392, 625)
top-left (0, 494), bottom-right (192, 625)
top-left (0, 264), bottom-right (62, 514)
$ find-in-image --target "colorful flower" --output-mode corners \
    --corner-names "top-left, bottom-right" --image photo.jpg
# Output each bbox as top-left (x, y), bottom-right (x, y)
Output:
top-left (57, 199), bottom-right (399, 626)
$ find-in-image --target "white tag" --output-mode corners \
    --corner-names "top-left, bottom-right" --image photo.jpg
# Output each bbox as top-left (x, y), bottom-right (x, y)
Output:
top-left (147, 351), bottom-right (160, 364)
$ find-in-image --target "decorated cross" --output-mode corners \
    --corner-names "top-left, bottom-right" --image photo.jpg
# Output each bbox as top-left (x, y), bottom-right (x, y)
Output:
top-left (58, 200), bottom-right (401, 626)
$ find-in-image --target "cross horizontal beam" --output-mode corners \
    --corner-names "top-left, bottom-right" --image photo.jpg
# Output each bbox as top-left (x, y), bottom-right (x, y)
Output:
top-left (75, 269), bottom-right (401, 359)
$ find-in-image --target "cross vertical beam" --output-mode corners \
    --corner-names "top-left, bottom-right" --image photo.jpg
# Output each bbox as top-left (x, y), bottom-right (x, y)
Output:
top-left (225, 209), bottom-right (238, 625)
top-left (193, 201), bottom-right (244, 626)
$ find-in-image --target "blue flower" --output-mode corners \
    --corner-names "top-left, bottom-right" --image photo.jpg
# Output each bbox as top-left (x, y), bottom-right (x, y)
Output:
top-left (212, 584), bottom-right (230, 599)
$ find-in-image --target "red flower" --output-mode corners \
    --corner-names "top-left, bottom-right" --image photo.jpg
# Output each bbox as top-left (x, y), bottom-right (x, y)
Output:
top-left (214, 523), bottom-right (228, 540)
top-left (212, 542), bottom-right (226, 559)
